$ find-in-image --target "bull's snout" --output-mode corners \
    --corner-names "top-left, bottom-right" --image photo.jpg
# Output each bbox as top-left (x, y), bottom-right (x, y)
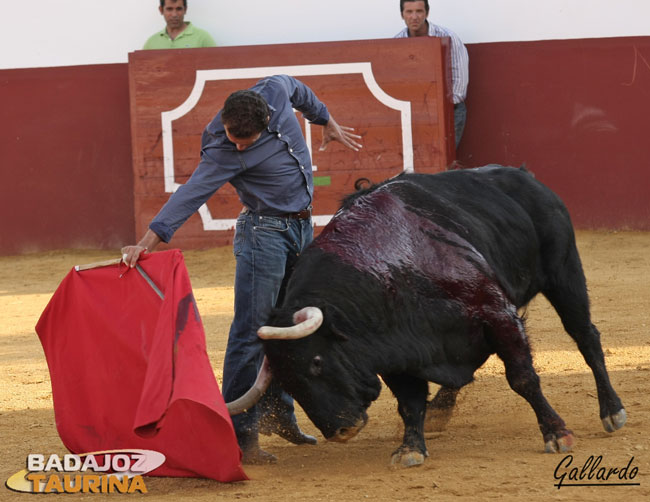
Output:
top-left (328, 415), bottom-right (368, 443)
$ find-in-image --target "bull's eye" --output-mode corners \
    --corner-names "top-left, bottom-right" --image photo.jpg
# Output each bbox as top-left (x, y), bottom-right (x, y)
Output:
top-left (310, 355), bottom-right (323, 376)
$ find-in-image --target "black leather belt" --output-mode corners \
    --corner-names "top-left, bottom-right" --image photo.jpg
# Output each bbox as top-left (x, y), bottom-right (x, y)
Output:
top-left (243, 205), bottom-right (312, 220)
top-left (284, 206), bottom-right (312, 220)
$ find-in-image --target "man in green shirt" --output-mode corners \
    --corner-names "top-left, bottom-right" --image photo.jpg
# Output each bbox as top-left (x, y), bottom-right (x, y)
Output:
top-left (143, 0), bottom-right (216, 50)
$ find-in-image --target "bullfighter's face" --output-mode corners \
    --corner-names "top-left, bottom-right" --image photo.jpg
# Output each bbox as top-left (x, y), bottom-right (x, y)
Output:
top-left (262, 310), bottom-right (382, 441)
top-left (224, 127), bottom-right (263, 151)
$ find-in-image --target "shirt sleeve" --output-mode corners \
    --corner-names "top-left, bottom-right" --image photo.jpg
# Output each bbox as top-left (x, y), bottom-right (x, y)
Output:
top-left (429, 24), bottom-right (469, 103)
top-left (142, 33), bottom-right (159, 50)
top-left (447, 32), bottom-right (469, 103)
top-left (200, 29), bottom-right (217, 48)
top-left (149, 148), bottom-right (236, 242)
top-left (271, 75), bottom-right (330, 126)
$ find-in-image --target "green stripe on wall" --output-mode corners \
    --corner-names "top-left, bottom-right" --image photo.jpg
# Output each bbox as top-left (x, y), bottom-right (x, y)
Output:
top-left (313, 176), bottom-right (332, 186)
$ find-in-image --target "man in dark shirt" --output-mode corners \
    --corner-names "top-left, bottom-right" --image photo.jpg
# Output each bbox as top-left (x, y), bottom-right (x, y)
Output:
top-left (122, 75), bottom-right (362, 464)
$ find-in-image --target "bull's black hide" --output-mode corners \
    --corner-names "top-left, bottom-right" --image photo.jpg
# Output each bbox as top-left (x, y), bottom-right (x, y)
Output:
top-left (261, 165), bottom-right (626, 467)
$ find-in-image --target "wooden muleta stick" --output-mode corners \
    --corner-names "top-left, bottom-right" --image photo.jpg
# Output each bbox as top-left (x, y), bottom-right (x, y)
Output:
top-left (74, 258), bottom-right (164, 300)
top-left (74, 258), bottom-right (122, 271)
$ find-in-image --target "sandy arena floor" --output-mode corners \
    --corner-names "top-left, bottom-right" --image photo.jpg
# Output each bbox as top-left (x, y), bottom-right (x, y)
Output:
top-left (1, 230), bottom-right (648, 501)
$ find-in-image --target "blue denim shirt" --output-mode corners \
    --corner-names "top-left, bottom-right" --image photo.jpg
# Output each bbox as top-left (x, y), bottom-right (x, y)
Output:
top-left (150, 75), bottom-right (330, 243)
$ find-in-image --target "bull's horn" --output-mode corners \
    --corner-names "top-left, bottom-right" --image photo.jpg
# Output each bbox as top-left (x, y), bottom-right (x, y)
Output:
top-left (257, 306), bottom-right (323, 340)
top-left (225, 356), bottom-right (272, 415)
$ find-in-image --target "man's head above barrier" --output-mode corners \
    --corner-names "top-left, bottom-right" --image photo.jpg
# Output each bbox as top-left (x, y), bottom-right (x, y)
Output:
top-left (221, 90), bottom-right (271, 151)
top-left (160, 0), bottom-right (187, 8)
top-left (159, 0), bottom-right (187, 31)
top-left (400, 0), bottom-right (430, 38)
top-left (400, 0), bottom-right (429, 14)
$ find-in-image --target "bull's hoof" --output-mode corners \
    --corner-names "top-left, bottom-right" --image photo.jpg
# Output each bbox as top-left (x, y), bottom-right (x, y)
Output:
top-left (544, 432), bottom-right (575, 453)
top-left (602, 408), bottom-right (627, 433)
top-left (389, 447), bottom-right (427, 468)
top-left (424, 407), bottom-right (453, 432)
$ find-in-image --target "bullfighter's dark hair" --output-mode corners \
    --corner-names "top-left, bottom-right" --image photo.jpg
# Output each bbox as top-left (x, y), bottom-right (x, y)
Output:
top-left (400, 0), bottom-right (429, 14)
top-left (160, 0), bottom-right (187, 8)
top-left (221, 90), bottom-right (270, 138)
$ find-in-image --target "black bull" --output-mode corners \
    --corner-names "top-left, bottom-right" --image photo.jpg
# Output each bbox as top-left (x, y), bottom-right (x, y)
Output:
top-left (239, 165), bottom-right (627, 467)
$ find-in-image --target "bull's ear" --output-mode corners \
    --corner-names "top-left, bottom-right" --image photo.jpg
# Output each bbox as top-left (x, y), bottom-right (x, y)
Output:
top-left (321, 304), bottom-right (350, 342)
top-left (329, 323), bottom-right (349, 342)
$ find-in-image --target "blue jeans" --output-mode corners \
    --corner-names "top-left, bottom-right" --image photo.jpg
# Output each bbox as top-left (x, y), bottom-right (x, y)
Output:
top-left (454, 101), bottom-right (467, 148)
top-left (222, 209), bottom-right (313, 449)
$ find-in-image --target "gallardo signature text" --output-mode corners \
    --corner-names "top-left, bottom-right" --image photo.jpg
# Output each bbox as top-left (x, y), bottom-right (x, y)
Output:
top-left (554, 454), bottom-right (639, 489)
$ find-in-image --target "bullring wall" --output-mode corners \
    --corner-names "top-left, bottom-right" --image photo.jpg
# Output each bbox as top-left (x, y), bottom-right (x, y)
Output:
top-left (1, 36), bottom-right (648, 255)
top-left (0, 64), bottom-right (134, 254)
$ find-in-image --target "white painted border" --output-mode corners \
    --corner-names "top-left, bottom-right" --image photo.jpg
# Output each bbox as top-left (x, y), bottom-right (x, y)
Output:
top-left (160, 62), bottom-right (413, 230)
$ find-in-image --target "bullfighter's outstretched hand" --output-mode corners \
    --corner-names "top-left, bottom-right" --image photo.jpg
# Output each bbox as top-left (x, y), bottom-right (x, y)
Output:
top-left (320, 116), bottom-right (363, 152)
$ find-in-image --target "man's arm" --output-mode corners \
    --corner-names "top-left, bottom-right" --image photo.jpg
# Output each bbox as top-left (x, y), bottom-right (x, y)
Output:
top-left (449, 33), bottom-right (469, 102)
top-left (120, 144), bottom-right (234, 267)
top-left (271, 76), bottom-right (363, 152)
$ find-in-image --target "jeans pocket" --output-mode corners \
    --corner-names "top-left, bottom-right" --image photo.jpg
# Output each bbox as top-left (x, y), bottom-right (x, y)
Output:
top-left (252, 216), bottom-right (291, 253)
top-left (253, 216), bottom-right (290, 232)
top-left (233, 218), bottom-right (246, 257)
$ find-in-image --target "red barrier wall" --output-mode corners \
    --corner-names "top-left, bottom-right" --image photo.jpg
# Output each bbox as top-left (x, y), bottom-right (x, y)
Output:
top-left (0, 64), bottom-right (134, 255)
top-left (458, 36), bottom-right (650, 229)
top-left (1, 36), bottom-right (648, 256)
